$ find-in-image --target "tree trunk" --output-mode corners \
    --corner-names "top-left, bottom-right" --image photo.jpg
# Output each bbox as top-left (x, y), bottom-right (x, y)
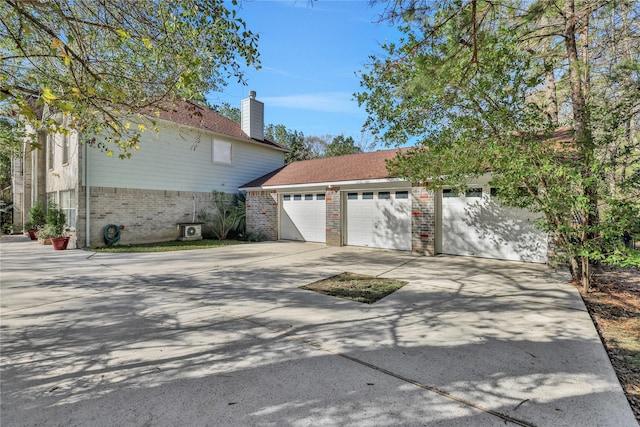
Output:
top-left (541, 15), bottom-right (558, 125)
top-left (570, 256), bottom-right (581, 282)
top-left (581, 256), bottom-right (591, 293)
top-left (564, 0), bottom-right (598, 292)
top-left (545, 70), bottom-right (558, 125)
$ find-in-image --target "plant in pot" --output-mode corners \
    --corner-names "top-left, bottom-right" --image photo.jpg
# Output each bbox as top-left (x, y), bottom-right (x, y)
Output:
top-left (26, 201), bottom-right (46, 240)
top-left (42, 203), bottom-right (69, 250)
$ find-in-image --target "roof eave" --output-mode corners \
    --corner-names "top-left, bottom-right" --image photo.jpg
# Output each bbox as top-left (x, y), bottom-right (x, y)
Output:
top-left (240, 177), bottom-right (408, 191)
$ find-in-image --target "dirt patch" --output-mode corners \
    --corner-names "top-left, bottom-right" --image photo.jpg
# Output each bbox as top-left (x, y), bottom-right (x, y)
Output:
top-left (301, 272), bottom-right (408, 304)
top-left (577, 267), bottom-right (640, 422)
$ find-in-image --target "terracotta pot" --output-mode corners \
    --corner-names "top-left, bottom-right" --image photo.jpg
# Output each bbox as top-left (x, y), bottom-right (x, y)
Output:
top-left (51, 237), bottom-right (70, 250)
top-left (28, 229), bottom-right (37, 240)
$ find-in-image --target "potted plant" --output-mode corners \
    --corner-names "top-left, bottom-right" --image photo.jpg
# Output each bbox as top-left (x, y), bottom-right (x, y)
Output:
top-left (43, 202), bottom-right (69, 250)
top-left (26, 201), bottom-right (46, 240)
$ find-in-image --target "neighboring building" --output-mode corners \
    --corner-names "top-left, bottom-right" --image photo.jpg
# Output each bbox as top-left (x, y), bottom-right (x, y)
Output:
top-left (241, 149), bottom-right (549, 263)
top-left (13, 92), bottom-right (287, 247)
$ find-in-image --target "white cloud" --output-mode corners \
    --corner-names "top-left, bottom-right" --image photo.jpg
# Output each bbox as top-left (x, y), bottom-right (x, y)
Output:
top-left (261, 66), bottom-right (331, 86)
top-left (261, 92), bottom-right (361, 114)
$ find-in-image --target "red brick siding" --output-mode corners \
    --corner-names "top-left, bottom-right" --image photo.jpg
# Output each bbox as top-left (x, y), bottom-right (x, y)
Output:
top-left (411, 186), bottom-right (435, 255)
top-left (246, 190), bottom-right (278, 240)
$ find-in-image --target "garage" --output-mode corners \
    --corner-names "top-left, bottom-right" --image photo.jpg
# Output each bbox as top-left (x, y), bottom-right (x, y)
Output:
top-left (280, 193), bottom-right (326, 243)
top-left (441, 187), bottom-right (548, 263)
top-left (346, 190), bottom-right (411, 251)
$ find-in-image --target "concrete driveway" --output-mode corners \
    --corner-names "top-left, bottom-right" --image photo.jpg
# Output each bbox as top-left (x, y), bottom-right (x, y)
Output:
top-left (1, 236), bottom-right (636, 426)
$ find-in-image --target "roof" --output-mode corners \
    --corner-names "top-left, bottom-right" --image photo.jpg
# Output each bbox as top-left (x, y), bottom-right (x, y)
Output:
top-left (241, 148), bottom-right (408, 188)
top-left (241, 127), bottom-right (577, 190)
top-left (150, 99), bottom-right (285, 151)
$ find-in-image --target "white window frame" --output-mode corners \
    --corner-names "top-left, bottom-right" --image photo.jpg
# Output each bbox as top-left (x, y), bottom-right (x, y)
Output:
top-left (59, 189), bottom-right (76, 229)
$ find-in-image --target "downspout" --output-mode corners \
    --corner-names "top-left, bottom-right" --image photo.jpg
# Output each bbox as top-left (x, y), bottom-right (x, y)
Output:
top-left (32, 144), bottom-right (37, 205)
top-left (84, 137), bottom-right (91, 248)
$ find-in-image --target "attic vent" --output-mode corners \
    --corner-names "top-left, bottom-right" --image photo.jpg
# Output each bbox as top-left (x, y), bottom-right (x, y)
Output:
top-left (177, 223), bottom-right (203, 241)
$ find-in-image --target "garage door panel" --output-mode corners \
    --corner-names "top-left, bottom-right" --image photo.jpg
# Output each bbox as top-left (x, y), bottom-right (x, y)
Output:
top-left (347, 191), bottom-right (411, 251)
top-left (281, 196), bottom-right (326, 243)
top-left (442, 190), bottom-right (547, 263)
top-left (280, 209), bottom-right (304, 241)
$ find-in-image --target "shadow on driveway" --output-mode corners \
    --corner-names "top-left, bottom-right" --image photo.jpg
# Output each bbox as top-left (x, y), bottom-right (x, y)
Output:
top-left (1, 238), bottom-right (635, 426)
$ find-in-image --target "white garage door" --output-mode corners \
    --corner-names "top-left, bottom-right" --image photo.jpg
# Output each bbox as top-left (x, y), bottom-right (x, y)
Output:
top-left (441, 188), bottom-right (547, 263)
top-left (346, 190), bottom-right (411, 251)
top-left (280, 193), bottom-right (326, 243)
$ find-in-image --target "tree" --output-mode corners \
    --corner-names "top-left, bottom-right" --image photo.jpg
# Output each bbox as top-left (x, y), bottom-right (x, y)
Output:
top-left (0, 116), bottom-right (21, 198)
top-left (324, 134), bottom-right (362, 157)
top-left (210, 102), bottom-right (241, 123)
top-left (0, 0), bottom-right (260, 158)
top-left (304, 134), bottom-right (330, 158)
top-left (265, 124), bottom-right (312, 163)
top-left (359, 0), bottom-right (640, 291)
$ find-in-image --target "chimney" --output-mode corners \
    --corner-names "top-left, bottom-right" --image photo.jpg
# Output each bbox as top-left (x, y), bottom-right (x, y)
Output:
top-left (241, 90), bottom-right (264, 141)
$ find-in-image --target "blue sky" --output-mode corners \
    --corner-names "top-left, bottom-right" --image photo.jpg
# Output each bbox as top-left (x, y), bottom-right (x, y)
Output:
top-left (207, 0), bottom-right (403, 146)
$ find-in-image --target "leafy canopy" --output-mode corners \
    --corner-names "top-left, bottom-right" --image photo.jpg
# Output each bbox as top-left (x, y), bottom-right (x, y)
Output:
top-left (0, 0), bottom-right (260, 158)
top-left (359, 0), bottom-right (640, 288)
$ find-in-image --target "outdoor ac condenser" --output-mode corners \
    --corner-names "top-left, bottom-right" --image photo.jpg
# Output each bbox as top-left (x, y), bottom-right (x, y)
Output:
top-left (177, 223), bottom-right (203, 241)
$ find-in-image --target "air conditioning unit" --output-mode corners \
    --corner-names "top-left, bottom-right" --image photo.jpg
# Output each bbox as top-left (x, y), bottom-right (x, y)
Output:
top-left (177, 223), bottom-right (203, 241)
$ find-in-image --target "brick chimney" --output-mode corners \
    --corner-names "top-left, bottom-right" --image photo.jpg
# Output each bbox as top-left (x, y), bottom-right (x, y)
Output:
top-left (241, 90), bottom-right (264, 141)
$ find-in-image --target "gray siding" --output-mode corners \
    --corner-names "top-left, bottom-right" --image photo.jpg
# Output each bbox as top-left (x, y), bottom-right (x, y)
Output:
top-left (87, 123), bottom-right (284, 193)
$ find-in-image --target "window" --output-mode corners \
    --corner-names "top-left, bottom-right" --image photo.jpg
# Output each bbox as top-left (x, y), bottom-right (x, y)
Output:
top-left (60, 190), bottom-right (76, 229)
top-left (395, 191), bottom-right (409, 199)
top-left (293, 194), bottom-right (301, 200)
top-left (362, 192), bottom-right (373, 200)
top-left (347, 193), bottom-right (358, 200)
top-left (283, 195), bottom-right (291, 201)
top-left (378, 192), bottom-right (390, 199)
top-left (442, 189), bottom-right (456, 198)
top-left (465, 188), bottom-right (483, 197)
top-left (62, 132), bottom-right (70, 164)
top-left (316, 194), bottom-right (325, 200)
top-left (213, 140), bottom-right (232, 164)
top-left (305, 194), bottom-right (313, 200)
top-left (46, 192), bottom-right (57, 205)
top-left (47, 135), bottom-right (55, 169)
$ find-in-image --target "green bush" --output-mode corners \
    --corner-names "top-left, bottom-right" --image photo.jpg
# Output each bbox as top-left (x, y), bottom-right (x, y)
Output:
top-left (198, 191), bottom-right (245, 240)
top-left (27, 201), bottom-right (46, 230)
top-left (43, 202), bottom-right (67, 238)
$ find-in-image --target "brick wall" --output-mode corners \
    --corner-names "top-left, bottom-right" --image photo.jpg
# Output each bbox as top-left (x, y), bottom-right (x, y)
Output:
top-left (325, 187), bottom-right (342, 246)
top-left (245, 190), bottom-right (278, 240)
top-left (411, 186), bottom-right (435, 255)
top-left (85, 186), bottom-right (216, 247)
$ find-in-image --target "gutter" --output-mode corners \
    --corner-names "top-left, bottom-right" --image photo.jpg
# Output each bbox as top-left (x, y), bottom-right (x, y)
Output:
top-left (240, 178), bottom-right (409, 192)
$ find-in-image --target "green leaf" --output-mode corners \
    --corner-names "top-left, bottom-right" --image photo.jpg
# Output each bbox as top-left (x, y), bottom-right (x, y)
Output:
top-left (54, 101), bottom-right (74, 113)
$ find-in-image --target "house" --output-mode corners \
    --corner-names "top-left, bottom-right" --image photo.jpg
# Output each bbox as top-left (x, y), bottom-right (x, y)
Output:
top-left (12, 92), bottom-right (287, 247)
top-left (241, 149), bottom-right (549, 263)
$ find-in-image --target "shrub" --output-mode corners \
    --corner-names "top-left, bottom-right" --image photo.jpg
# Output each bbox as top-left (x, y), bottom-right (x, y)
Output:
top-left (27, 201), bottom-right (46, 230)
top-left (198, 191), bottom-right (245, 240)
top-left (43, 202), bottom-right (67, 238)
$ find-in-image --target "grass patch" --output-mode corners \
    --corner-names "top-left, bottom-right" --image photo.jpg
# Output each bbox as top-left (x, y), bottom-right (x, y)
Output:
top-left (300, 272), bottom-right (408, 304)
top-left (90, 239), bottom-right (245, 253)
